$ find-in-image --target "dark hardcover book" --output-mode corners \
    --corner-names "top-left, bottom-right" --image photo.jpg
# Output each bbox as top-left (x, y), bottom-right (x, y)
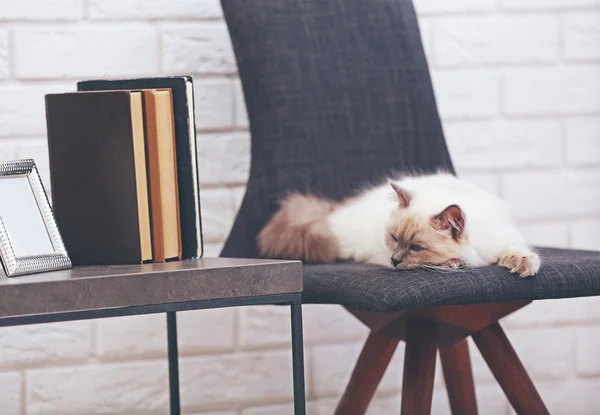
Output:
top-left (45, 90), bottom-right (153, 265)
top-left (77, 76), bottom-right (204, 259)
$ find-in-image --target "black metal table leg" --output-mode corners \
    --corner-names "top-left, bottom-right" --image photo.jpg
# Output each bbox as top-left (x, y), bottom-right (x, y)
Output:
top-left (290, 294), bottom-right (306, 415)
top-left (1, 293), bottom-right (305, 414)
top-left (167, 311), bottom-right (181, 415)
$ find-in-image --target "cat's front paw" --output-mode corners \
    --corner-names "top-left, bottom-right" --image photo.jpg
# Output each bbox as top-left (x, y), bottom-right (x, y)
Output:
top-left (498, 248), bottom-right (540, 278)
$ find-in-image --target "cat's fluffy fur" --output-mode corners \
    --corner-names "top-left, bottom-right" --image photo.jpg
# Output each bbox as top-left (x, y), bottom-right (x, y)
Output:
top-left (258, 172), bottom-right (540, 277)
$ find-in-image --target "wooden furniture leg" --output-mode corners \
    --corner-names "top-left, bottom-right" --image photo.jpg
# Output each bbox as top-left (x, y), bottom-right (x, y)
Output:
top-left (401, 315), bottom-right (438, 415)
top-left (338, 303), bottom-right (544, 415)
top-left (472, 322), bottom-right (549, 415)
top-left (334, 331), bottom-right (399, 415)
top-left (439, 339), bottom-right (478, 415)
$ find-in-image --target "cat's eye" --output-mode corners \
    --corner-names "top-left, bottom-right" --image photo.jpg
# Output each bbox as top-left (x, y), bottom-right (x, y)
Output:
top-left (411, 244), bottom-right (424, 252)
top-left (391, 234), bottom-right (398, 242)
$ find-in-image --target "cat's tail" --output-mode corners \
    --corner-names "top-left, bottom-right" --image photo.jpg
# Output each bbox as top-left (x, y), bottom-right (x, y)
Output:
top-left (257, 193), bottom-right (340, 263)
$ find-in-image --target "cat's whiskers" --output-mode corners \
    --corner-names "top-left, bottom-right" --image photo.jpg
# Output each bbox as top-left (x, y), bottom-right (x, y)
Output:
top-left (417, 263), bottom-right (467, 273)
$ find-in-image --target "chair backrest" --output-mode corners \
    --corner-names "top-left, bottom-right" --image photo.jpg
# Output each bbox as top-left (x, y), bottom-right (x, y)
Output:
top-left (220, 0), bottom-right (454, 259)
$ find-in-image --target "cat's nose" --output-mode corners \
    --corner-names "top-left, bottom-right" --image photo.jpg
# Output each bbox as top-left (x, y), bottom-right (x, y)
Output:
top-left (391, 257), bottom-right (402, 267)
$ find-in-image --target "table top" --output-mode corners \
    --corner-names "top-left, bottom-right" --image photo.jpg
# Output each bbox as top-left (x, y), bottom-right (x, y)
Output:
top-left (0, 257), bottom-right (302, 319)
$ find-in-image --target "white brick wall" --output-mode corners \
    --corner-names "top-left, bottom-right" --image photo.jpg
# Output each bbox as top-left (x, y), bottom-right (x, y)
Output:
top-left (1, 0), bottom-right (600, 413)
top-left (14, 26), bottom-right (159, 79)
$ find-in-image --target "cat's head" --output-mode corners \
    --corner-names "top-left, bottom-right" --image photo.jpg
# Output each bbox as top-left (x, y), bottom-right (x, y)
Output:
top-left (384, 183), bottom-right (468, 270)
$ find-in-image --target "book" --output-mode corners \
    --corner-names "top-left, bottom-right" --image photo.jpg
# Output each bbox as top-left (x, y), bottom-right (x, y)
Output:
top-left (77, 76), bottom-right (203, 260)
top-left (45, 90), bottom-right (153, 265)
top-left (144, 89), bottom-right (182, 262)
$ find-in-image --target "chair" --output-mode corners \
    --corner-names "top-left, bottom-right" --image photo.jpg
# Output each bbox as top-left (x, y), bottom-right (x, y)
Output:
top-left (219, 0), bottom-right (600, 413)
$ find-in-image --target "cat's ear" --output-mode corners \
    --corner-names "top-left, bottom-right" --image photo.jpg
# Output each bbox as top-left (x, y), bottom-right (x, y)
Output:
top-left (390, 183), bottom-right (412, 208)
top-left (431, 204), bottom-right (465, 240)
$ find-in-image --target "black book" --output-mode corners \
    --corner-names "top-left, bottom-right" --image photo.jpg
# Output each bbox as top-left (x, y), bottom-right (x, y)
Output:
top-left (78, 76), bottom-right (203, 259)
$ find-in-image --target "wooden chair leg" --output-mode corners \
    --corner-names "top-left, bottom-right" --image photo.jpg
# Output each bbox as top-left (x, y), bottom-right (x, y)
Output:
top-left (334, 331), bottom-right (399, 415)
top-left (439, 339), bottom-right (478, 415)
top-left (401, 315), bottom-right (438, 415)
top-left (472, 322), bottom-right (549, 415)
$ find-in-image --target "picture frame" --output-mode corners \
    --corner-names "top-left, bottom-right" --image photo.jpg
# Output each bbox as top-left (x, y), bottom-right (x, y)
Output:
top-left (0, 159), bottom-right (71, 277)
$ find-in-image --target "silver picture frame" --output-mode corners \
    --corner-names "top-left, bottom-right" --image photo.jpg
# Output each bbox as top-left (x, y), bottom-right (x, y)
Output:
top-left (0, 159), bottom-right (71, 277)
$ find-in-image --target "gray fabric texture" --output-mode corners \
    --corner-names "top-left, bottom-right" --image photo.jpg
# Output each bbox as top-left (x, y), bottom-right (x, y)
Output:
top-left (220, 0), bottom-right (452, 260)
top-left (219, 0), bottom-right (600, 311)
top-left (303, 248), bottom-right (600, 311)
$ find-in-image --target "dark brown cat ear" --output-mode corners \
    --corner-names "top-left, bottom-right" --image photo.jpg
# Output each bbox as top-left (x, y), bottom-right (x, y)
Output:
top-left (390, 183), bottom-right (412, 208)
top-left (431, 204), bottom-right (465, 240)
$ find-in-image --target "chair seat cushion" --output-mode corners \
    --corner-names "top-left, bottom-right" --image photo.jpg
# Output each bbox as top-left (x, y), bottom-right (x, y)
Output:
top-left (302, 247), bottom-right (600, 312)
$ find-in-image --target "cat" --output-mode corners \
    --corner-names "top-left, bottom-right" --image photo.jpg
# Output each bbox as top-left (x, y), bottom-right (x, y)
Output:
top-left (257, 172), bottom-right (540, 277)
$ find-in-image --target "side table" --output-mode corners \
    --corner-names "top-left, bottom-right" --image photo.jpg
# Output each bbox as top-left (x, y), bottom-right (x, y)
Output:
top-left (0, 257), bottom-right (305, 415)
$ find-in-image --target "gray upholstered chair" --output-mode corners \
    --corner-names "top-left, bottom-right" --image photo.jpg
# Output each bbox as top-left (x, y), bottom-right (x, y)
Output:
top-left (219, 0), bottom-right (600, 413)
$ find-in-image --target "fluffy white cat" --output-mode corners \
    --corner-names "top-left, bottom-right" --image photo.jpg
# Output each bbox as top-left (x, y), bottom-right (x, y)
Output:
top-left (258, 172), bottom-right (540, 277)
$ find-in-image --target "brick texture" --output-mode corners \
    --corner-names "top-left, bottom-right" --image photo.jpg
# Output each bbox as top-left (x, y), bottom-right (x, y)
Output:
top-left (566, 117), bottom-right (600, 165)
top-left (197, 132), bottom-right (250, 185)
top-left (564, 12), bottom-right (600, 61)
top-left (14, 26), bottom-right (159, 79)
top-left (0, 30), bottom-right (8, 79)
top-left (519, 222), bottom-right (570, 248)
top-left (503, 66), bottom-right (600, 116)
top-left (27, 362), bottom-right (169, 415)
top-left (445, 120), bottom-right (562, 171)
top-left (0, 322), bottom-right (90, 369)
top-left (502, 0), bottom-right (600, 10)
top-left (0, 372), bottom-right (22, 415)
top-left (571, 220), bottom-right (600, 249)
top-left (414, 0), bottom-right (498, 14)
top-left (524, 378), bottom-right (600, 414)
top-left (189, 412), bottom-right (236, 415)
top-left (0, 0), bottom-right (82, 20)
top-left (434, 15), bottom-right (559, 67)
top-left (505, 327), bottom-right (573, 379)
top-left (95, 310), bottom-right (237, 360)
top-left (198, 187), bottom-right (238, 241)
top-left (0, 84), bottom-right (75, 137)
top-left (2, 0), bottom-right (600, 414)
top-left (504, 297), bottom-right (600, 327)
top-left (310, 342), bottom-right (405, 398)
top-left (202, 242), bottom-right (225, 257)
top-left (161, 22), bottom-right (236, 74)
top-left (242, 402), bottom-right (319, 415)
top-left (89, 0), bottom-right (223, 20)
top-left (179, 351), bottom-right (298, 411)
top-left (194, 78), bottom-right (234, 131)
top-left (432, 69), bottom-right (499, 120)
top-left (502, 170), bottom-right (600, 219)
top-left (233, 79), bottom-right (249, 129)
top-left (239, 304), bottom-right (366, 349)
top-left (575, 326), bottom-right (600, 377)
